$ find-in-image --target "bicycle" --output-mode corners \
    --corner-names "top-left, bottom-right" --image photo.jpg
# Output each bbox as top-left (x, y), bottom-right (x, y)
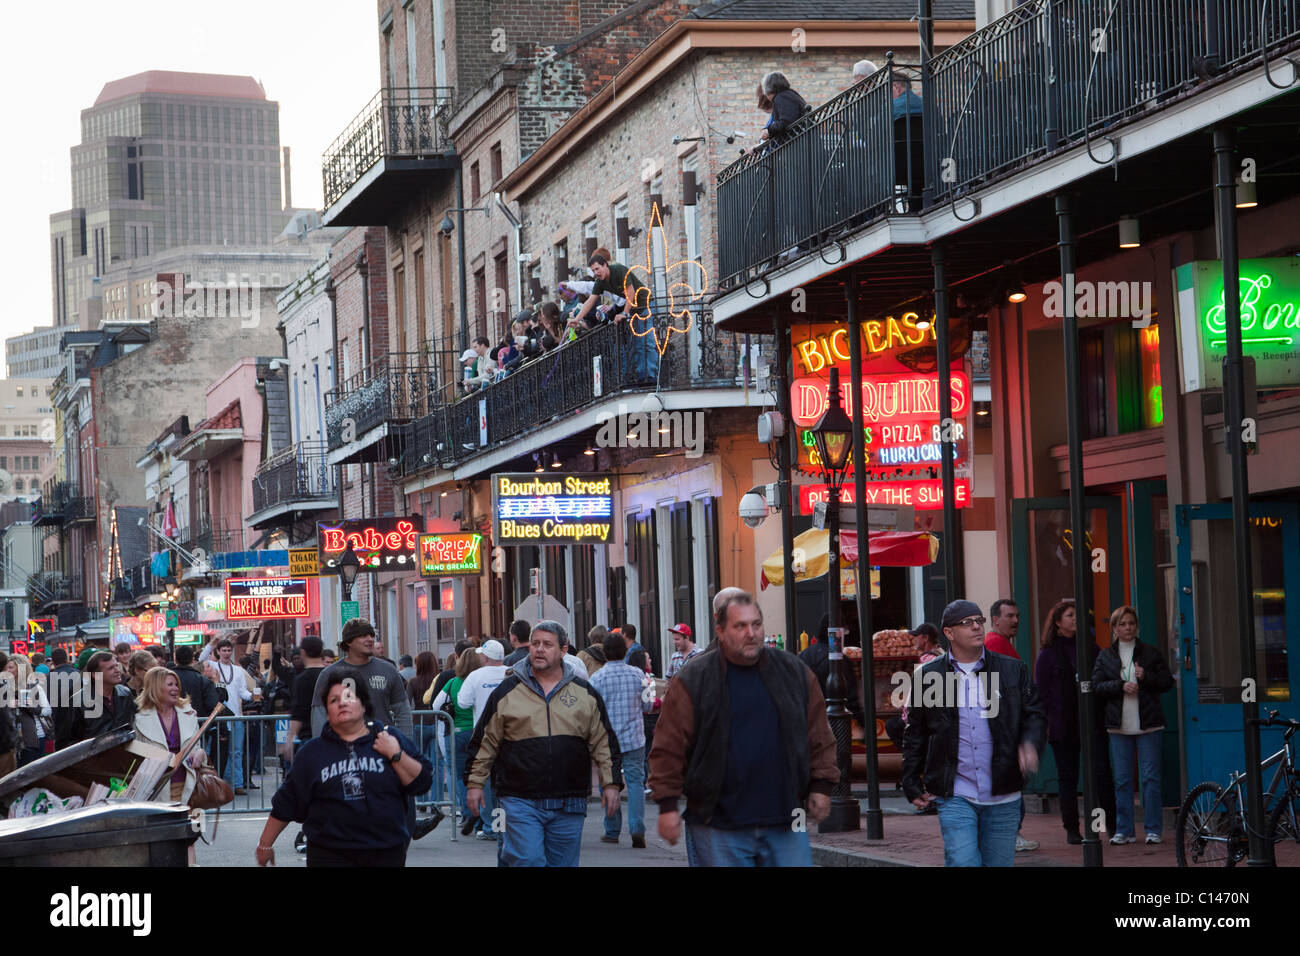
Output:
top-left (1175, 710), bottom-right (1300, 866)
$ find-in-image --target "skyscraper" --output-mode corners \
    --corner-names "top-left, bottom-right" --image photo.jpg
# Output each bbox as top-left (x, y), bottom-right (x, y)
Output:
top-left (49, 70), bottom-right (284, 328)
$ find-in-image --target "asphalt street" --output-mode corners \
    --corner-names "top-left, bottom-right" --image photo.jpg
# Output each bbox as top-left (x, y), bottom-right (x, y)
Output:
top-left (195, 797), bottom-right (689, 867)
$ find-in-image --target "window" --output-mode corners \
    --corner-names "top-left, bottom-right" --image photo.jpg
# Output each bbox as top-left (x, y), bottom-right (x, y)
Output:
top-left (473, 266), bottom-right (487, 337)
top-left (470, 161), bottom-right (481, 203)
top-left (13, 479), bottom-right (21, 492)
top-left (553, 238), bottom-right (569, 285)
top-left (15, 387), bottom-right (21, 397)
top-left (392, 265), bottom-right (406, 354)
top-left (681, 153), bottom-right (701, 262)
top-left (490, 142), bottom-right (502, 185)
top-left (583, 218), bottom-right (598, 262)
top-left (612, 197), bottom-right (630, 264)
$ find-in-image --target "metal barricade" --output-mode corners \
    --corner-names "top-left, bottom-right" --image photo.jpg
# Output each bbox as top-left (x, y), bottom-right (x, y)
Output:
top-left (204, 710), bottom-right (460, 842)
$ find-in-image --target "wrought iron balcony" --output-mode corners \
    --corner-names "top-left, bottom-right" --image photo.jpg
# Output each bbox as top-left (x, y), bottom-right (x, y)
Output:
top-left (322, 87), bottom-right (457, 225)
top-left (65, 495), bottom-right (94, 524)
top-left (193, 518), bottom-right (246, 556)
top-left (928, 0), bottom-right (1300, 207)
top-left (324, 352), bottom-right (451, 458)
top-left (33, 482), bottom-right (70, 526)
top-left (716, 0), bottom-right (1300, 288)
top-left (27, 571), bottom-right (82, 609)
top-left (399, 305), bottom-right (761, 475)
top-left (716, 61), bottom-right (922, 290)
top-left (250, 441), bottom-right (337, 523)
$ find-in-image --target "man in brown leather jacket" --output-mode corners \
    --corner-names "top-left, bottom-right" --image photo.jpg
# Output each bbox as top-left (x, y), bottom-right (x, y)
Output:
top-left (648, 590), bottom-right (837, 866)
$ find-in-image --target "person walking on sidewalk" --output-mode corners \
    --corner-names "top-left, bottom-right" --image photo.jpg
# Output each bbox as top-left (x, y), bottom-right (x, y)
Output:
top-left (457, 639), bottom-right (510, 840)
top-left (902, 600), bottom-right (1046, 867)
top-left (590, 631), bottom-right (654, 848)
top-left (649, 590), bottom-right (837, 867)
top-left (1092, 605), bottom-right (1174, 846)
top-left (666, 623), bottom-right (701, 679)
top-left (463, 621), bottom-right (622, 867)
top-left (199, 636), bottom-right (254, 793)
top-left (982, 599), bottom-right (1038, 854)
top-left (1034, 598), bottom-right (1116, 844)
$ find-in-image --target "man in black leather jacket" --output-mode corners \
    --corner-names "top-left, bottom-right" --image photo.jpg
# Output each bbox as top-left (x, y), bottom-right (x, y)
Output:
top-left (902, 599), bottom-right (1046, 866)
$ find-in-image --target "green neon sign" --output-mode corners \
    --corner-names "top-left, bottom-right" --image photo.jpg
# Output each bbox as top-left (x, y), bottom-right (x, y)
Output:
top-left (1176, 258), bottom-right (1300, 392)
top-left (1202, 272), bottom-right (1299, 349)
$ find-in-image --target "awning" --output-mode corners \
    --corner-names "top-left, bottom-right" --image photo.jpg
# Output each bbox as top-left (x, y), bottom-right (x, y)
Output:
top-left (760, 528), bottom-right (939, 589)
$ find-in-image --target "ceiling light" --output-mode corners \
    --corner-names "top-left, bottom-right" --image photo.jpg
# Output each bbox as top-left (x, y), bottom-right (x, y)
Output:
top-left (584, 445), bottom-right (596, 456)
top-left (914, 314), bottom-right (932, 330)
top-left (1118, 216), bottom-right (1141, 248)
top-left (533, 453), bottom-right (544, 473)
top-left (1235, 180), bottom-right (1257, 209)
top-left (1007, 284), bottom-right (1027, 304)
top-left (550, 452), bottom-right (562, 469)
top-left (440, 490), bottom-right (448, 497)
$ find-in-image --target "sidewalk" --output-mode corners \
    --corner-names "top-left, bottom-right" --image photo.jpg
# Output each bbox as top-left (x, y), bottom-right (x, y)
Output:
top-left (808, 792), bottom-right (1178, 867)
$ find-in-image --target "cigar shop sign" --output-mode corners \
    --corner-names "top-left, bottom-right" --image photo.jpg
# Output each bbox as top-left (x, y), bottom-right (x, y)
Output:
top-left (1175, 257), bottom-right (1300, 391)
top-left (317, 516), bottom-right (424, 572)
top-left (492, 473), bottom-right (614, 545)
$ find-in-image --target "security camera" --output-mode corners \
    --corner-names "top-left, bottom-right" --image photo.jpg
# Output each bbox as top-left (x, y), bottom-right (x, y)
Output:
top-left (739, 487), bottom-right (769, 529)
top-left (388, 457), bottom-right (399, 467)
top-left (672, 134), bottom-right (682, 145)
top-left (725, 130), bottom-right (747, 144)
top-left (516, 252), bottom-right (531, 263)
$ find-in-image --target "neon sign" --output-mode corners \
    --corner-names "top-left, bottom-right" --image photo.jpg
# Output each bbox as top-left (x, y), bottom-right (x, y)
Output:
top-left (317, 516), bottom-right (424, 572)
top-left (800, 479), bottom-right (972, 513)
top-left (419, 532), bottom-right (483, 577)
top-left (224, 578), bottom-right (310, 620)
top-left (794, 316), bottom-right (937, 374)
top-left (1175, 258), bottom-right (1300, 392)
top-left (623, 203), bottom-right (708, 356)
top-left (492, 473), bottom-right (614, 544)
top-left (791, 370), bottom-right (970, 427)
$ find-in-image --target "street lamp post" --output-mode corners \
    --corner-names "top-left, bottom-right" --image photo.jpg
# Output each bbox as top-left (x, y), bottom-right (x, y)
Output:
top-left (337, 544), bottom-right (361, 602)
top-left (812, 366), bottom-right (860, 833)
top-left (163, 575), bottom-right (180, 662)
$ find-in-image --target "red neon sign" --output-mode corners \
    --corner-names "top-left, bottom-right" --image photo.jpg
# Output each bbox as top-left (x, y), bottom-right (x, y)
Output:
top-left (791, 369), bottom-right (970, 427)
top-left (793, 316), bottom-right (937, 374)
top-left (800, 479), bottom-right (972, 513)
top-left (317, 516), bottom-right (424, 572)
top-left (224, 578), bottom-right (310, 620)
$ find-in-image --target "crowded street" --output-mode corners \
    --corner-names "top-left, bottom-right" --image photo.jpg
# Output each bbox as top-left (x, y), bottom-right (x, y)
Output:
top-left (1, 0), bottom-right (1298, 936)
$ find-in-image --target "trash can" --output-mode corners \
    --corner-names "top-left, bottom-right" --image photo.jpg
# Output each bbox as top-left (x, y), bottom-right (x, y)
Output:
top-left (0, 727), bottom-right (198, 867)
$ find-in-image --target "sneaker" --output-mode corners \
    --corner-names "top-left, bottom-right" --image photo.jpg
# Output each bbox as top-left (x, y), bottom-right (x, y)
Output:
top-left (1066, 831), bottom-right (1083, 845)
top-left (1145, 833), bottom-right (1162, 844)
top-left (234, 787), bottom-right (248, 796)
top-left (474, 829), bottom-right (494, 841)
top-left (599, 835), bottom-right (619, 844)
top-left (1109, 834), bottom-right (1137, 845)
top-left (1015, 835), bottom-right (1039, 852)
top-left (644, 787), bottom-right (653, 796)
top-left (460, 815), bottom-right (477, 837)
top-left (294, 831), bottom-right (307, 854)
top-left (631, 833), bottom-right (646, 849)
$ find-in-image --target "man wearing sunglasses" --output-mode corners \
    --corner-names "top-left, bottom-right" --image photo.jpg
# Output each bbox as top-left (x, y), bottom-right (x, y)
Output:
top-left (901, 600), bottom-right (1045, 866)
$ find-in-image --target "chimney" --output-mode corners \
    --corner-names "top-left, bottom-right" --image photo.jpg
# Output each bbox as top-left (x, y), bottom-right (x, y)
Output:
top-left (282, 146), bottom-right (292, 210)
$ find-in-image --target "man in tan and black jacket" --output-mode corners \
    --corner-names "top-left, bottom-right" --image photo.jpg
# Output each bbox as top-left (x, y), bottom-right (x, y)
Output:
top-left (464, 620), bottom-right (622, 867)
top-left (649, 590), bottom-right (837, 866)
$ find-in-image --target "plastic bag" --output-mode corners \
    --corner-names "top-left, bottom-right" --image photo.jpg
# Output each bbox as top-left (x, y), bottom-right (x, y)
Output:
top-left (6, 788), bottom-right (84, 819)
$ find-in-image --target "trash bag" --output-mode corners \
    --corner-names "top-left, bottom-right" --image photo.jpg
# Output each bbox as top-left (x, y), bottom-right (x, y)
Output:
top-left (6, 787), bottom-right (84, 819)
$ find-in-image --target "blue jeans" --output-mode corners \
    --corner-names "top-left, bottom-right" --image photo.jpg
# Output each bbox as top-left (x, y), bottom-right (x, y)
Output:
top-left (223, 720), bottom-right (245, 789)
top-left (1109, 730), bottom-right (1164, 838)
top-left (605, 746), bottom-right (645, 839)
top-left (934, 795), bottom-right (1020, 866)
top-left (497, 796), bottom-right (586, 867)
top-left (622, 311), bottom-right (660, 383)
top-left (683, 823), bottom-right (812, 867)
top-left (454, 729), bottom-right (473, 821)
top-left (419, 724), bottom-right (443, 807)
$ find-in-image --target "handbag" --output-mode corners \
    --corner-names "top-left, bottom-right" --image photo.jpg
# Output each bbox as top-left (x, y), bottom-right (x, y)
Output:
top-left (188, 760), bottom-right (235, 810)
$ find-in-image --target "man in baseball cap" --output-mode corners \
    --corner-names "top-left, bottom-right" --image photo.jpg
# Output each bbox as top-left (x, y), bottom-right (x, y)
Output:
top-left (901, 599), bottom-right (1045, 866)
top-left (666, 624), bottom-right (701, 679)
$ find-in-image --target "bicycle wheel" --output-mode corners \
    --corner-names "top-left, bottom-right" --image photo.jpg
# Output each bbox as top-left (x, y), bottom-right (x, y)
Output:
top-left (1176, 782), bottom-right (1240, 866)
top-left (1266, 792), bottom-right (1300, 866)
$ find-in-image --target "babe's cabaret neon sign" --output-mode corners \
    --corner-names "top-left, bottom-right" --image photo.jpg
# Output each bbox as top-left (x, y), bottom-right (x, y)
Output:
top-left (320, 520), bottom-right (420, 554)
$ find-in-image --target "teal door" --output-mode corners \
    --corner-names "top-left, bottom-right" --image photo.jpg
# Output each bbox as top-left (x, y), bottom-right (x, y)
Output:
top-left (1176, 502), bottom-right (1300, 788)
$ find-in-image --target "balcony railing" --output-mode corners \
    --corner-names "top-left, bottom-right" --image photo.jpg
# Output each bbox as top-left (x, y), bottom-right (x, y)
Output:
top-left (716, 1), bottom-right (1300, 286)
top-left (65, 496), bottom-right (94, 524)
top-left (717, 62), bottom-right (921, 289)
top-left (194, 519), bottom-right (246, 556)
top-left (322, 87), bottom-right (455, 210)
top-left (324, 352), bottom-right (453, 450)
top-left (27, 571), bottom-right (82, 608)
top-left (252, 441), bottom-right (336, 515)
top-left (399, 305), bottom-right (763, 474)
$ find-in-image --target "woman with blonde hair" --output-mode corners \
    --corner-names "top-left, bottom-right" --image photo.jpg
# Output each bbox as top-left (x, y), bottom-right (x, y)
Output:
top-left (1092, 605), bottom-right (1174, 845)
top-left (126, 649), bottom-right (156, 693)
top-left (132, 667), bottom-right (205, 805)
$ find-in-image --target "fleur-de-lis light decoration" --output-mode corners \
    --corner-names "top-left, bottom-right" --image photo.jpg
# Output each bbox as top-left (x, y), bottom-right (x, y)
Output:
top-left (623, 203), bottom-right (709, 356)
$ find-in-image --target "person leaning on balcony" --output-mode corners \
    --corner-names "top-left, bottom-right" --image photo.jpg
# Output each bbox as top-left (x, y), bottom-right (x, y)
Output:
top-left (574, 252), bottom-right (658, 386)
top-left (891, 77), bottom-right (924, 120)
top-left (760, 71), bottom-right (810, 144)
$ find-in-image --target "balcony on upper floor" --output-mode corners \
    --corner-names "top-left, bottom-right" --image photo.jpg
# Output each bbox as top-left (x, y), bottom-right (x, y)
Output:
top-left (322, 87), bottom-right (458, 226)
top-left (324, 352), bottom-right (451, 465)
top-left (249, 441), bottom-right (337, 528)
top-left (398, 304), bottom-right (767, 479)
top-left (715, 0), bottom-right (1300, 298)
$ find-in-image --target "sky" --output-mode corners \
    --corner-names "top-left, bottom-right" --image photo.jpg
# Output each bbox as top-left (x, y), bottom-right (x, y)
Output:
top-left (2, 0), bottom-right (378, 347)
